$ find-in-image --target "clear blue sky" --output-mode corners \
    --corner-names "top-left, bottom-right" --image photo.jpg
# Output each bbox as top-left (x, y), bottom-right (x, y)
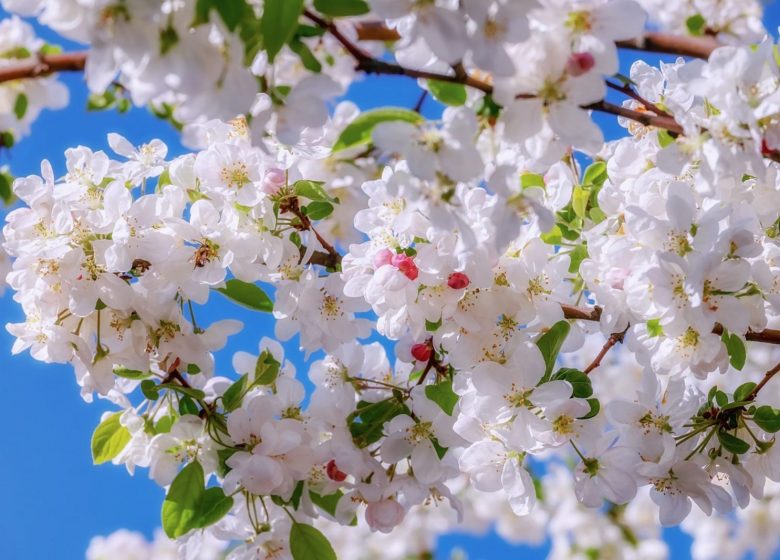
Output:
top-left (1, 5), bottom-right (779, 559)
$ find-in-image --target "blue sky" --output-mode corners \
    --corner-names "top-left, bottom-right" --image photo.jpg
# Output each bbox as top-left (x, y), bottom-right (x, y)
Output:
top-left (1, 5), bottom-right (780, 560)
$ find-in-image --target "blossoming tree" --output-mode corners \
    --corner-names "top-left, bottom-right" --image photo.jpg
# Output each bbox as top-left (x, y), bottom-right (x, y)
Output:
top-left (2, 0), bottom-right (780, 558)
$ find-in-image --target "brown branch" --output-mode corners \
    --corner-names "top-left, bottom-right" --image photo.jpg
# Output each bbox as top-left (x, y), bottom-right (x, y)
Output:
top-left (0, 51), bottom-right (87, 84)
top-left (355, 22), bottom-right (717, 60)
top-left (585, 100), bottom-right (684, 135)
top-left (615, 31), bottom-right (719, 60)
top-left (745, 361), bottom-right (780, 401)
top-left (562, 303), bottom-right (780, 346)
top-left (583, 327), bottom-right (629, 375)
top-left (605, 80), bottom-right (673, 119)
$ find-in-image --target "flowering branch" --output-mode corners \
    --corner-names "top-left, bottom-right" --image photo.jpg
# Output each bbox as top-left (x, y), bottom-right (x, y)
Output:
top-left (354, 23), bottom-right (719, 60)
top-left (561, 303), bottom-right (780, 346)
top-left (745, 361), bottom-right (780, 401)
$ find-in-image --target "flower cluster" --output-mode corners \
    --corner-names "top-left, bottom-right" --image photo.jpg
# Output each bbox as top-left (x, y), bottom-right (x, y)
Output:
top-left (0, 15), bottom-right (68, 145)
top-left (3, 1), bottom-right (780, 559)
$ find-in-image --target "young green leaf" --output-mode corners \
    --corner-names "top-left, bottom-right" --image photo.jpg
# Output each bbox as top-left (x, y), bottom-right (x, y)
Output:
top-left (162, 461), bottom-right (233, 538)
top-left (721, 332), bottom-right (747, 370)
top-left (217, 279), bottom-right (273, 312)
top-left (294, 180), bottom-right (337, 203)
top-left (304, 201), bottom-right (334, 220)
top-left (332, 108), bottom-right (424, 152)
top-left (13, 93), bottom-right (28, 120)
top-left (91, 412), bottom-right (132, 464)
top-left (290, 523), bottom-right (337, 560)
top-left (313, 0), bottom-right (370, 17)
top-left (425, 379), bottom-right (458, 415)
top-left (553, 368), bottom-right (593, 398)
top-left (733, 382), bottom-right (757, 403)
top-left (426, 80), bottom-right (467, 106)
top-left (753, 405), bottom-right (780, 433)
top-left (261, 0), bottom-right (305, 62)
top-left (537, 321), bottom-right (571, 381)
top-left (717, 431), bottom-right (750, 455)
top-left (309, 490), bottom-right (344, 517)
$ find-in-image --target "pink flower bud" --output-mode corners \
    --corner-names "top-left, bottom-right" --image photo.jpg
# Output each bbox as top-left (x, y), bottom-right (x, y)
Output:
top-left (447, 272), bottom-right (470, 289)
top-left (566, 52), bottom-right (595, 77)
top-left (326, 459), bottom-right (347, 482)
top-left (366, 498), bottom-right (405, 533)
top-left (411, 343), bottom-right (432, 362)
top-left (261, 167), bottom-right (286, 194)
top-left (373, 248), bottom-right (394, 268)
top-left (391, 254), bottom-right (419, 280)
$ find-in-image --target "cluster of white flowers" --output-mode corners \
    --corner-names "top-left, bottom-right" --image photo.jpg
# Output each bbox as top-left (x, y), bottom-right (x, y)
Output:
top-left (4, 0), bottom-right (780, 559)
top-left (0, 14), bottom-right (68, 144)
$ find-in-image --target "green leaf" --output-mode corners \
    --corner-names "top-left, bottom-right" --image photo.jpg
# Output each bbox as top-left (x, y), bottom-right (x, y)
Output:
top-left (568, 244), bottom-right (588, 275)
top-left (222, 373), bottom-right (248, 412)
top-left (0, 130), bottom-right (14, 148)
top-left (333, 108), bottom-right (424, 152)
top-left (214, 0), bottom-right (250, 31)
top-left (425, 379), bottom-right (458, 415)
top-left (13, 93), bottom-right (28, 120)
top-left (349, 398), bottom-right (408, 447)
top-left (572, 186), bottom-right (589, 219)
top-left (179, 396), bottom-right (200, 416)
top-left (552, 368), bottom-right (593, 398)
top-left (304, 201), bottom-right (334, 220)
top-left (141, 379), bottom-right (159, 400)
top-left (217, 279), bottom-right (273, 312)
top-left (193, 0), bottom-right (212, 25)
top-left (426, 80), bottom-right (467, 106)
top-left (537, 321), bottom-right (571, 381)
top-left (158, 383), bottom-right (206, 401)
top-left (162, 462), bottom-right (233, 538)
top-left (582, 161), bottom-right (607, 186)
top-left (581, 398), bottom-right (600, 419)
top-left (715, 390), bottom-right (728, 408)
top-left (290, 523), bottom-right (337, 560)
top-left (686, 14), bottom-right (706, 36)
top-left (113, 366), bottom-right (151, 380)
top-left (425, 317), bottom-right (442, 332)
top-left (289, 37), bottom-right (322, 72)
top-left (309, 490), bottom-right (343, 517)
top-left (657, 129), bottom-right (675, 148)
top-left (754, 405), bottom-right (780, 433)
top-left (160, 25), bottom-right (179, 55)
top-left (0, 170), bottom-right (15, 205)
top-left (91, 412), bottom-right (132, 464)
top-left (261, 0), bottom-right (305, 62)
top-left (294, 180), bottom-right (337, 203)
top-left (313, 0), bottom-right (370, 17)
top-left (721, 332), bottom-right (747, 371)
top-left (540, 224), bottom-right (562, 245)
top-left (717, 431), bottom-right (750, 455)
top-left (254, 349), bottom-right (281, 385)
top-left (733, 382), bottom-right (757, 403)
top-left (521, 173), bottom-right (545, 189)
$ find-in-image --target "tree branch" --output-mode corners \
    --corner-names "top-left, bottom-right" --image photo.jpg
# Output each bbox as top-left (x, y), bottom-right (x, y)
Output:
top-left (0, 51), bottom-right (87, 84)
top-left (745, 361), bottom-right (780, 401)
top-left (561, 303), bottom-right (780, 346)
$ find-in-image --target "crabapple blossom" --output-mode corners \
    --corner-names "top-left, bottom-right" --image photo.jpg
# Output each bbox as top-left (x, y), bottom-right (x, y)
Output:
top-left (3, 1), bottom-right (780, 559)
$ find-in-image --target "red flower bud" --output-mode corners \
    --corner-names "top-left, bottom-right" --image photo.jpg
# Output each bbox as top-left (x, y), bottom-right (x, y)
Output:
top-left (326, 459), bottom-right (347, 482)
top-left (411, 343), bottom-right (432, 362)
top-left (566, 52), bottom-right (595, 77)
top-left (447, 272), bottom-right (470, 289)
top-left (391, 254), bottom-right (419, 280)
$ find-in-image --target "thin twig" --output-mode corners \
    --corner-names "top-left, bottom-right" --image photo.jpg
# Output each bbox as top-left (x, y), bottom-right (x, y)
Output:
top-left (583, 327), bottom-right (629, 375)
top-left (745, 361), bottom-right (780, 401)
